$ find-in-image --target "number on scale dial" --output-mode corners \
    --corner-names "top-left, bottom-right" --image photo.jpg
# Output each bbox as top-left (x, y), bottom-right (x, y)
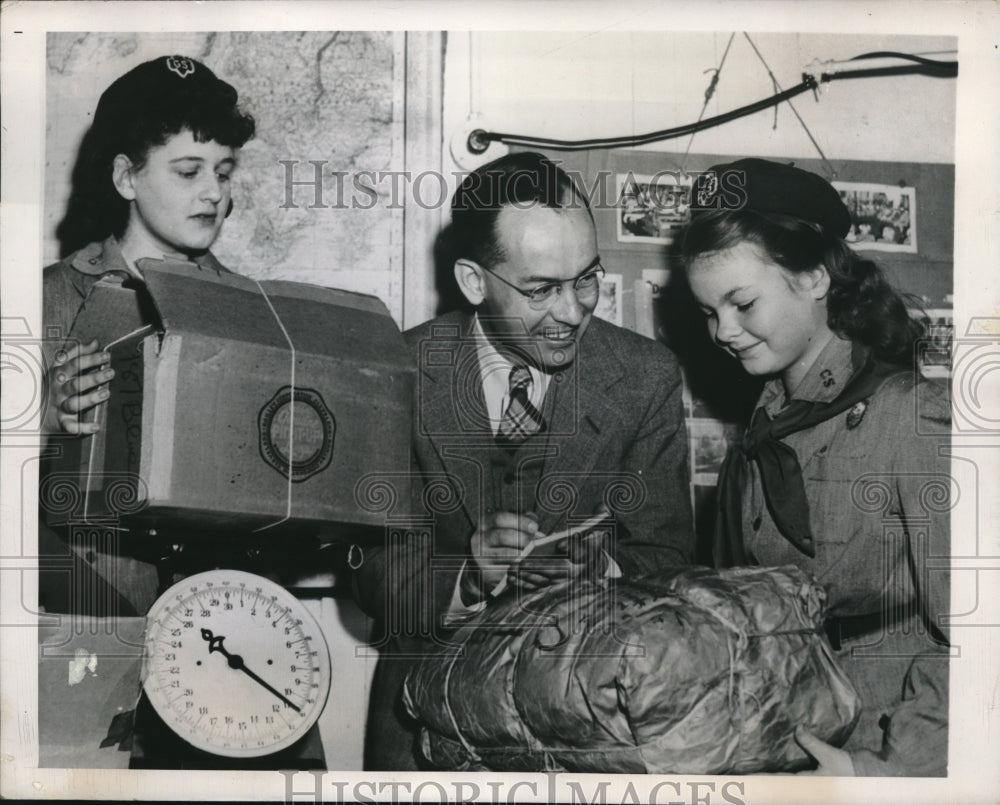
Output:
top-left (142, 570), bottom-right (331, 758)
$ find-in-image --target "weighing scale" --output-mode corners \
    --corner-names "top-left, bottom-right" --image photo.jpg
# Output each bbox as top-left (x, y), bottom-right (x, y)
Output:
top-left (130, 569), bottom-right (331, 769)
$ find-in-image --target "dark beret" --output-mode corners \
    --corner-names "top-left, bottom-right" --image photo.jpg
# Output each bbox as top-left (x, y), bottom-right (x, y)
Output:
top-left (93, 55), bottom-right (236, 134)
top-left (691, 157), bottom-right (851, 239)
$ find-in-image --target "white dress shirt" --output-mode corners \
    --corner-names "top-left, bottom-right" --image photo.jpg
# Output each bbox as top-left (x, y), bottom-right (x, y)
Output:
top-left (447, 315), bottom-right (619, 621)
top-left (472, 316), bottom-right (550, 434)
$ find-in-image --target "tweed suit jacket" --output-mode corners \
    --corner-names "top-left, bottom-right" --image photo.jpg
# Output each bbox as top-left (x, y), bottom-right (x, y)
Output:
top-left (356, 309), bottom-right (694, 636)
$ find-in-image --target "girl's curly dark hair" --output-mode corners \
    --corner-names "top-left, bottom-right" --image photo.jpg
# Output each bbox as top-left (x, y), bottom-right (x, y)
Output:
top-left (681, 208), bottom-right (925, 367)
top-left (56, 58), bottom-right (256, 257)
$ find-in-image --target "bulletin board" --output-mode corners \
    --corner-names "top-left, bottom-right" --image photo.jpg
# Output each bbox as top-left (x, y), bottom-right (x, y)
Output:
top-left (539, 148), bottom-right (954, 328)
top-left (526, 147), bottom-right (955, 563)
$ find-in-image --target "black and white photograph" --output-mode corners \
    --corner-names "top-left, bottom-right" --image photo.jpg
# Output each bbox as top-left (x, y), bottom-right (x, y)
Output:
top-left (636, 267), bottom-right (672, 342)
top-left (617, 171), bottom-right (692, 243)
top-left (835, 180), bottom-right (918, 252)
top-left (1, 3), bottom-right (998, 804)
top-left (688, 418), bottom-right (742, 487)
top-left (918, 308), bottom-right (955, 379)
top-left (593, 271), bottom-right (624, 327)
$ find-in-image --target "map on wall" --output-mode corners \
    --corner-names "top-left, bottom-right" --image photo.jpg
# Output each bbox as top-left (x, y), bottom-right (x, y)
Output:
top-left (45, 31), bottom-right (406, 324)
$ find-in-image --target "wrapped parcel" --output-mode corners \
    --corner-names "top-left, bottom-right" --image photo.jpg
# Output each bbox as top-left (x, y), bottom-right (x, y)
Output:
top-left (404, 565), bottom-right (859, 773)
top-left (42, 257), bottom-right (413, 538)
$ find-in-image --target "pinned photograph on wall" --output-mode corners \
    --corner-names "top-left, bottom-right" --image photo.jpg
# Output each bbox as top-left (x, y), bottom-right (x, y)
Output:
top-left (635, 268), bottom-right (671, 341)
top-left (834, 181), bottom-right (917, 253)
top-left (915, 307), bottom-right (953, 378)
top-left (640, 267), bottom-right (672, 299)
top-left (689, 419), bottom-right (743, 487)
top-left (593, 271), bottom-right (623, 326)
top-left (617, 172), bottom-right (692, 244)
top-left (681, 374), bottom-right (694, 419)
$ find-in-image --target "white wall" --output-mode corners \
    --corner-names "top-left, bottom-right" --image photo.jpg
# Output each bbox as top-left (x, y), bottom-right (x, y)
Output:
top-left (443, 31), bottom-right (956, 177)
top-left (304, 597), bottom-right (376, 770)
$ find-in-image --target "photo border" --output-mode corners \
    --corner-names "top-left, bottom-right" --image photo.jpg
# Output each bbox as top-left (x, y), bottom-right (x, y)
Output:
top-left (2, 3), bottom-right (998, 804)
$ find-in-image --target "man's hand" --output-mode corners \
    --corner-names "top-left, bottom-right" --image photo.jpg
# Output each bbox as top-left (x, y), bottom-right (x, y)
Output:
top-left (509, 528), bottom-right (611, 591)
top-left (461, 511), bottom-right (540, 604)
top-left (44, 339), bottom-right (114, 435)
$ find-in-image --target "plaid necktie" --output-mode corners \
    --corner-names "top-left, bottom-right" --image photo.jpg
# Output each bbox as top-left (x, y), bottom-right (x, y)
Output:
top-left (496, 365), bottom-right (545, 448)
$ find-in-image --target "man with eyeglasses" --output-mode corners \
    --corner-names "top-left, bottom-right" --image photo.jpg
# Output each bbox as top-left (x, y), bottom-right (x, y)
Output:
top-left (355, 152), bottom-right (693, 770)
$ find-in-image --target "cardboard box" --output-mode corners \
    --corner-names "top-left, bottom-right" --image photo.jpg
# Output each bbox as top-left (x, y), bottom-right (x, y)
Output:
top-left (43, 259), bottom-right (413, 539)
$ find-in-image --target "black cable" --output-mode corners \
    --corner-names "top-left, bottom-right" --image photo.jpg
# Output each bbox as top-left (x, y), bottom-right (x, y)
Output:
top-left (848, 51), bottom-right (958, 68)
top-left (821, 51), bottom-right (958, 81)
top-left (470, 78), bottom-right (818, 153)
top-left (467, 51), bottom-right (957, 154)
top-left (822, 65), bottom-right (956, 82)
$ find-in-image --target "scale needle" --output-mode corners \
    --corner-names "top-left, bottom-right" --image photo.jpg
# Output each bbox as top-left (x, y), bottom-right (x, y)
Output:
top-left (201, 628), bottom-right (302, 713)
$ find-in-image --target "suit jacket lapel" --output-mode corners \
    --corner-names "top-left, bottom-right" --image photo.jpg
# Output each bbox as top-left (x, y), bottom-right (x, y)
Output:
top-left (416, 313), bottom-right (489, 534)
top-left (418, 315), bottom-right (627, 536)
top-left (537, 321), bottom-right (626, 533)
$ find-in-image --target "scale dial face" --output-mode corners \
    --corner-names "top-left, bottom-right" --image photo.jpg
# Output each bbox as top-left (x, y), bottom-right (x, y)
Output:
top-left (142, 570), bottom-right (331, 758)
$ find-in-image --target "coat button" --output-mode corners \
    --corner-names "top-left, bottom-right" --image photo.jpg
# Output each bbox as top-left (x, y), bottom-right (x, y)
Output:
top-left (752, 516), bottom-right (762, 531)
top-left (88, 258), bottom-right (98, 265)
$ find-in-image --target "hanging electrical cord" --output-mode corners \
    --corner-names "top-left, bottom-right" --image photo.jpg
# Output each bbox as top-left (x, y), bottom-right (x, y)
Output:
top-left (466, 79), bottom-right (818, 153)
top-left (813, 51), bottom-right (959, 81)
top-left (742, 33), bottom-right (836, 179)
top-left (464, 50), bottom-right (957, 155)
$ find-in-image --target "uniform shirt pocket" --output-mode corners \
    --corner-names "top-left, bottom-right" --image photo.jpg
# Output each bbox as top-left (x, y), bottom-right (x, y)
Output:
top-left (802, 455), bottom-right (869, 547)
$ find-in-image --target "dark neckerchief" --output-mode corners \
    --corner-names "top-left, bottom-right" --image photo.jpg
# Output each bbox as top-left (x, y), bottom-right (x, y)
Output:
top-left (714, 345), bottom-right (910, 567)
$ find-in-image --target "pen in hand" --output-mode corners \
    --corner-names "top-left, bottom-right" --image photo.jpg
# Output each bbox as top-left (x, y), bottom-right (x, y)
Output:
top-left (490, 510), bottom-right (611, 597)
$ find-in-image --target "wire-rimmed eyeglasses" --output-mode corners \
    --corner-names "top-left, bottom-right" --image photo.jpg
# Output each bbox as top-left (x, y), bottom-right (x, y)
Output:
top-left (480, 264), bottom-right (605, 310)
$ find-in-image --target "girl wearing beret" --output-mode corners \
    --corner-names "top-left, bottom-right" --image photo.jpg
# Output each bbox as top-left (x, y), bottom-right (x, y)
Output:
top-left (44, 55), bottom-right (255, 436)
top-left (682, 159), bottom-right (950, 776)
top-left (40, 56), bottom-right (255, 614)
